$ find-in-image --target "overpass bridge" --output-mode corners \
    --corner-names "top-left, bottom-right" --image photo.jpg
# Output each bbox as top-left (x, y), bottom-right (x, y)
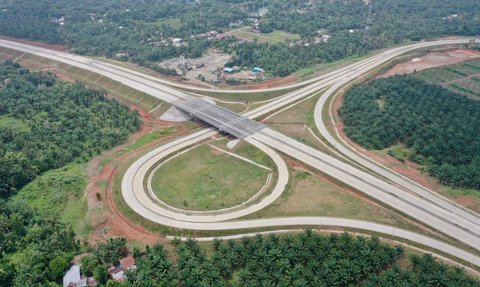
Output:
top-left (174, 97), bottom-right (265, 138)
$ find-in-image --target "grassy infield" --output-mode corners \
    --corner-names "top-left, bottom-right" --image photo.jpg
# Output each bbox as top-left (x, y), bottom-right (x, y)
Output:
top-left (2, 45), bottom-right (479, 269)
top-left (150, 143), bottom-right (273, 210)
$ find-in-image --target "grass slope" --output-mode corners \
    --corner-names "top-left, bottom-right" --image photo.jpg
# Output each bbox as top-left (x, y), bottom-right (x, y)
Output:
top-left (10, 163), bottom-right (89, 236)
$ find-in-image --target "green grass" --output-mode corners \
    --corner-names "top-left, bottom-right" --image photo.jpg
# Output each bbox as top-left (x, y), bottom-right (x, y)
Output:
top-left (96, 179), bottom-right (109, 191)
top-left (442, 186), bottom-right (480, 201)
top-left (126, 128), bottom-right (176, 151)
top-left (0, 115), bottom-right (30, 132)
top-left (385, 144), bottom-right (412, 162)
top-left (293, 53), bottom-right (369, 77)
top-left (10, 163), bottom-right (89, 236)
top-left (183, 88), bottom-right (294, 103)
top-left (263, 30), bottom-right (301, 42)
top-left (150, 144), bottom-right (271, 210)
top-left (155, 18), bottom-right (181, 29)
top-left (230, 29), bottom-right (300, 44)
top-left (234, 142), bottom-right (275, 168)
top-left (248, 169), bottom-right (423, 232)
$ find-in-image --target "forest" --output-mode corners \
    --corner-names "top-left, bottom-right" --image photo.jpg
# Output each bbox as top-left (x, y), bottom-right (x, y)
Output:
top-left (0, 200), bottom-right (79, 286)
top-left (0, 61), bottom-right (139, 285)
top-left (0, 0), bottom-right (479, 76)
top-left (127, 232), bottom-right (478, 286)
top-left (0, 61), bottom-right (140, 199)
top-left (340, 76), bottom-right (480, 189)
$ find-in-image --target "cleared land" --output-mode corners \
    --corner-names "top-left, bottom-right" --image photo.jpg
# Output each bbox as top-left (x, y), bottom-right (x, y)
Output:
top-left (411, 58), bottom-right (480, 98)
top-left (375, 48), bottom-right (480, 99)
top-left (150, 143), bottom-right (272, 211)
top-left (228, 28), bottom-right (300, 44)
top-left (155, 18), bottom-right (181, 29)
top-left (377, 49), bottom-right (480, 79)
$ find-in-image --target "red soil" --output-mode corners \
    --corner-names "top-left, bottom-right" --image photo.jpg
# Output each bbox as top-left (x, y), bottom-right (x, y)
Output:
top-left (86, 96), bottom-right (191, 246)
top-left (376, 49), bottom-right (480, 79)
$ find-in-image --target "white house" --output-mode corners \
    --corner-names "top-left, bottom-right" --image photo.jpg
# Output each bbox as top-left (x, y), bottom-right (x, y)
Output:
top-left (63, 265), bottom-right (87, 287)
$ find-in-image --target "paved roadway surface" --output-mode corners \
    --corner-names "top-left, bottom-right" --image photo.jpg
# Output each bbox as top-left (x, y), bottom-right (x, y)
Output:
top-left (314, 64), bottom-right (480, 230)
top-left (2, 38), bottom-right (480, 266)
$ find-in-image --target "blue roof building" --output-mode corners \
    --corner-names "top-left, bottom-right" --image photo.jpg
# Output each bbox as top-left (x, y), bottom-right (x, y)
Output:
top-left (251, 67), bottom-right (265, 73)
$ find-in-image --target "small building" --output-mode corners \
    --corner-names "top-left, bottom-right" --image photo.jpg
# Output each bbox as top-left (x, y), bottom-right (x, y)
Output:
top-left (63, 265), bottom-right (87, 287)
top-left (119, 256), bottom-right (136, 271)
top-left (223, 67), bottom-right (234, 73)
top-left (110, 267), bottom-right (126, 281)
top-left (251, 67), bottom-right (265, 73)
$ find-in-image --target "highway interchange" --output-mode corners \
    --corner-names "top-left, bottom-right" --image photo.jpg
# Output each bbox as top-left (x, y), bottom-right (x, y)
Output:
top-left (1, 38), bottom-right (480, 267)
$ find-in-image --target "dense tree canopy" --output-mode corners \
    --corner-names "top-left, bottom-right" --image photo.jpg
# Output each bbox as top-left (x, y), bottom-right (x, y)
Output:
top-left (0, 0), bottom-right (479, 76)
top-left (125, 232), bottom-right (479, 287)
top-left (340, 76), bottom-right (480, 189)
top-left (0, 60), bottom-right (140, 286)
top-left (0, 61), bottom-right (140, 198)
top-left (0, 200), bottom-right (79, 286)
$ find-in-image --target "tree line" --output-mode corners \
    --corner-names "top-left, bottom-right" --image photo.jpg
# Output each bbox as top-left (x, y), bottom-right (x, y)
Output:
top-left (125, 231), bottom-right (479, 287)
top-left (340, 76), bottom-right (480, 189)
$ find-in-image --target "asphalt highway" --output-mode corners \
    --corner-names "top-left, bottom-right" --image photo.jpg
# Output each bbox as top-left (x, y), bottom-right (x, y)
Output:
top-left (2, 38), bottom-right (480, 266)
top-left (314, 66), bottom-right (480, 227)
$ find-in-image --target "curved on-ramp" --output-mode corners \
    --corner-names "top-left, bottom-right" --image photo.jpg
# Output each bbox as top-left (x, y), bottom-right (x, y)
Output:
top-left (312, 44), bottom-right (480, 231)
top-left (2, 38), bottom-right (480, 268)
top-left (121, 128), bottom-right (289, 223)
top-left (120, 126), bottom-right (480, 267)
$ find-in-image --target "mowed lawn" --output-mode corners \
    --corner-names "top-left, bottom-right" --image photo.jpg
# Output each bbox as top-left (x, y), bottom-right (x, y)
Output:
top-left (150, 144), bottom-right (271, 211)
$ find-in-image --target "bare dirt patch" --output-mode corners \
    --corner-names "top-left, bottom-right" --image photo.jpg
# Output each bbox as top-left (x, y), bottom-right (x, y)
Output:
top-left (159, 49), bottom-right (231, 86)
top-left (377, 49), bottom-right (480, 78)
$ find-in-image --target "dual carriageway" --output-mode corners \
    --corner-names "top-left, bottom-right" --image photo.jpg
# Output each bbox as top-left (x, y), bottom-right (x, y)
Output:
top-left (1, 38), bottom-right (480, 267)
